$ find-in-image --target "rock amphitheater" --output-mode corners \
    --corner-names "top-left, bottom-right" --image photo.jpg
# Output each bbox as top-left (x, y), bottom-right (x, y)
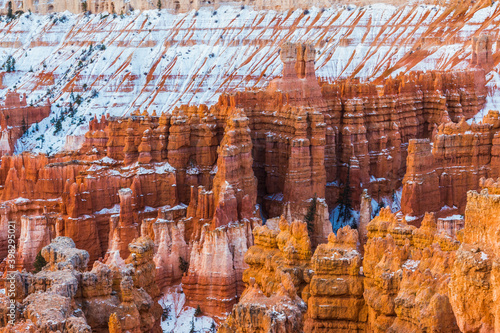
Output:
top-left (0, 0), bottom-right (500, 332)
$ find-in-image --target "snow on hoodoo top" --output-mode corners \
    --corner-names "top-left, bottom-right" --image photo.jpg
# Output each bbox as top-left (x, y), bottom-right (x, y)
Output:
top-left (0, 3), bottom-right (498, 154)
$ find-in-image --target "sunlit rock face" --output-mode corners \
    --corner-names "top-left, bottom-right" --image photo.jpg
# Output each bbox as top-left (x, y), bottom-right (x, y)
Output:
top-left (449, 179), bottom-right (500, 333)
top-left (0, 236), bottom-right (161, 333)
top-left (222, 208), bottom-right (462, 332)
top-left (363, 209), bottom-right (460, 332)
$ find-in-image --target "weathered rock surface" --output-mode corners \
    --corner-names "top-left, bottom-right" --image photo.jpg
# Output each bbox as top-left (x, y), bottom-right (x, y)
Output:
top-left (448, 178), bottom-right (500, 333)
top-left (402, 112), bottom-right (500, 219)
top-left (0, 91), bottom-right (50, 156)
top-left (364, 209), bottom-right (459, 332)
top-left (304, 227), bottom-right (366, 332)
top-left (181, 110), bottom-right (260, 319)
top-left (220, 216), bottom-right (311, 332)
top-left (0, 37), bottom-right (496, 329)
top-left (0, 236), bottom-right (161, 333)
top-left (226, 43), bottom-right (487, 214)
top-left (223, 207), bottom-right (466, 332)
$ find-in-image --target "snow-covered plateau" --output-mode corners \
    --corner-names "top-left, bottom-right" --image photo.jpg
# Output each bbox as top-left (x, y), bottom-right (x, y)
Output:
top-left (0, 3), bottom-right (497, 154)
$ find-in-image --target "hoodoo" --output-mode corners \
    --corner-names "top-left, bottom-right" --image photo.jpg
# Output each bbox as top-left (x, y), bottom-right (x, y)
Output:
top-left (0, 1), bottom-right (500, 332)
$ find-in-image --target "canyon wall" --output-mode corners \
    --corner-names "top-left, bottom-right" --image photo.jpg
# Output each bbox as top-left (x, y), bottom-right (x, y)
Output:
top-left (225, 42), bottom-right (486, 213)
top-left (0, 40), bottom-right (490, 276)
top-left (222, 206), bottom-right (463, 332)
top-left (402, 111), bottom-right (500, 220)
top-left (0, 38), bottom-right (495, 329)
top-left (0, 3), bottom-right (496, 155)
top-left (0, 91), bottom-right (50, 156)
top-left (0, 236), bottom-right (161, 333)
top-left (0, 104), bottom-right (264, 320)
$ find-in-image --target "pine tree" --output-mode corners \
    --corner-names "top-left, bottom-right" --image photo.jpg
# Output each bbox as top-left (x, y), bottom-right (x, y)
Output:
top-left (9, 56), bottom-right (15, 72)
top-left (54, 117), bottom-right (63, 134)
top-left (69, 102), bottom-right (75, 116)
top-left (157, 0), bottom-right (162, 10)
top-left (179, 256), bottom-right (189, 274)
top-left (194, 305), bottom-right (202, 317)
top-left (7, 1), bottom-right (13, 20)
top-left (336, 162), bottom-right (354, 228)
top-left (210, 322), bottom-right (216, 333)
top-left (33, 251), bottom-right (47, 273)
top-left (189, 318), bottom-right (195, 333)
top-left (304, 193), bottom-right (317, 235)
top-left (4, 55), bottom-right (15, 72)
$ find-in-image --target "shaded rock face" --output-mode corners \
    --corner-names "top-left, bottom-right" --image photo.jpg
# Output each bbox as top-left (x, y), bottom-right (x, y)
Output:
top-left (16, 215), bottom-right (54, 271)
top-left (181, 110), bottom-right (260, 319)
top-left (402, 111), bottom-right (500, 220)
top-left (222, 202), bottom-right (471, 332)
top-left (0, 236), bottom-right (161, 333)
top-left (471, 33), bottom-right (494, 72)
top-left (0, 104), bottom-right (262, 320)
top-left (0, 91), bottom-right (51, 156)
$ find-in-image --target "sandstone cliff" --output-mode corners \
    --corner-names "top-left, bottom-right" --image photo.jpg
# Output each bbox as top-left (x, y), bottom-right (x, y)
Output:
top-left (0, 91), bottom-right (50, 156)
top-left (0, 2), bottom-right (496, 156)
top-left (0, 236), bottom-right (161, 333)
top-left (402, 112), bottom-right (500, 220)
top-left (448, 178), bottom-right (500, 333)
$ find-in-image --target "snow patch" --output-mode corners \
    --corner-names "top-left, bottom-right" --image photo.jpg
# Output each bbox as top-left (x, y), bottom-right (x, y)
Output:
top-left (439, 214), bottom-right (464, 221)
top-left (94, 204), bottom-right (120, 215)
top-left (159, 285), bottom-right (216, 333)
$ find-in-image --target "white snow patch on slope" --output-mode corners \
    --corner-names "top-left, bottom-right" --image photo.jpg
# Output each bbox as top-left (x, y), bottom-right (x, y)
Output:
top-left (159, 285), bottom-right (216, 333)
top-left (0, 4), bottom-right (495, 154)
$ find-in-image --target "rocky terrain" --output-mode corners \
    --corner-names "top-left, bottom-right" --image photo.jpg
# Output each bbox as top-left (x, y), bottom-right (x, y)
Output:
top-left (220, 178), bottom-right (500, 332)
top-left (0, 1), bottom-right (497, 154)
top-left (0, 236), bottom-right (161, 332)
top-left (0, 0), bottom-right (500, 332)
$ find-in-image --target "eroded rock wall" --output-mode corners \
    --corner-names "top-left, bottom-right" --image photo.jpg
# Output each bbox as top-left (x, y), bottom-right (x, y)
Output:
top-left (0, 236), bottom-right (161, 333)
top-left (222, 208), bottom-right (464, 332)
top-left (0, 91), bottom-right (51, 156)
top-left (402, 111), bottom-right (500, 219)
top-left (448, 178), bottom-right (500, 333)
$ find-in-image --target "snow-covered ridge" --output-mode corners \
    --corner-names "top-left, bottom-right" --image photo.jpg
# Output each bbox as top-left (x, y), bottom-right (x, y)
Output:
top-left (0, 3), bottom-right (497, 154)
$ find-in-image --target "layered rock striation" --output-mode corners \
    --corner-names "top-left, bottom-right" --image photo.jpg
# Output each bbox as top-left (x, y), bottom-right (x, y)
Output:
top-left (0, 39), bottom-right (494, 327)
top-left (402, 111), bottom-right (500, 219)
top-left (448, 178), bottom-right (500, 333)
top-left (0, 236), bottom-right (161, 333)
top-left (0, 91), bottom-right (51, 156)
top-left (223, 207), bottom-right (466, 331)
